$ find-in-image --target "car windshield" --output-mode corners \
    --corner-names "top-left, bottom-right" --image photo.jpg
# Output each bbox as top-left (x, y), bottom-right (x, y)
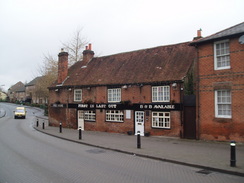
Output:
top-left (16, 109), bottom-right (24, 113)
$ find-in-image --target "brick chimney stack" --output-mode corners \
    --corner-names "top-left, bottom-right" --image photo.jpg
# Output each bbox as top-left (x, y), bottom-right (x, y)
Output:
top-left (58, 49), bottom-right (69, 84)
top-left (82, 43), bottom-right (94, 65)
top-left (193, 29), bottom-right (202, 40)
top-left (197, 29), bottom-right (202, 37)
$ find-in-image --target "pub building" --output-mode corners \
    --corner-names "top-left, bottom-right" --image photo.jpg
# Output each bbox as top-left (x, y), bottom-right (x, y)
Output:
top-left (48, 42), bottom-right (196, 137)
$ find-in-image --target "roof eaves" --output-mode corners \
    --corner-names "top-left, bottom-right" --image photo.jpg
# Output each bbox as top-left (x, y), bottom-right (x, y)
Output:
top-left (190, 32), bottom-right (243, 46)
top-left (48, 80), bottom-right (184, 90)
top-left (190, 22), bottom-right (244, 46)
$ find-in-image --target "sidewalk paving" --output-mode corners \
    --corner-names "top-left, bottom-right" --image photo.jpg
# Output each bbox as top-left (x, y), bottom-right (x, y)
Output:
top-left (0, 107), bottom-right (6, 118)
top-left (33, 123), bottom-right (244, 177)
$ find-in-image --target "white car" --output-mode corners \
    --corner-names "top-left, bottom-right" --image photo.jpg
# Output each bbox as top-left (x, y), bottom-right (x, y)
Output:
top-left (14, 107), bottom-right (26, 119)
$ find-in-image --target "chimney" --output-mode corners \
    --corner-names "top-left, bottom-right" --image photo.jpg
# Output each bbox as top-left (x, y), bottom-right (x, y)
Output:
top-left (193, 29), bottom-right (202, 40)
top-left (197, 29), bottom-right (202, 37)
top-left (82, 43), bottom-right (94, 65)
top-left (58, 49), bottom-right (69, 84)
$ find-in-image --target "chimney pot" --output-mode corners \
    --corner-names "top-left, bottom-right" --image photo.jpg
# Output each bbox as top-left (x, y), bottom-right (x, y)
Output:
top-left (82, 43), bottom-right (94, 65)
top-left (88, 43), bottom-right (92, 50)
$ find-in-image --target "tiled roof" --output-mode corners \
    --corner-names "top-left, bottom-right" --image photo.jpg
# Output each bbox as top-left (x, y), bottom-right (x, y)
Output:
top-left (15, 85), bottom-right (26, 92)
top-left (26, 76), bottom-right (43, 86)
top-left (190, 22), bottom-right (244, 45)
top-left (52, 42), bottom-right (196, 87)
top-left (9, 81), bottom-right (24, 91)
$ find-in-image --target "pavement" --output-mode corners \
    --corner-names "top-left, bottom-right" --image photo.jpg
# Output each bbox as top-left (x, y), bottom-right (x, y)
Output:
top-left (0, 107), bottom-right (6, 118)
top-left (33, 116), bottom-right (244, 177)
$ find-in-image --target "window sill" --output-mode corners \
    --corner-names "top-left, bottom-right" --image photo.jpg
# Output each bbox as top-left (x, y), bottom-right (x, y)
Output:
top-left (214, 66), bottom-right (231, 71)
top-left (213, 118), bottom-right (232, 123)
top-left (106, 121), bottom-right (124, 123)
top-left (152, 127), bottom-right (171, 130)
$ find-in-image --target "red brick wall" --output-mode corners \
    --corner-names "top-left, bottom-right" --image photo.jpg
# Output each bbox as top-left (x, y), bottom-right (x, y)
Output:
top-left (57, 52), bottom-right (68, 84)
top-left (197, 37), bottom-right (244, 142)
top-left (49, 83), bottom-right (183, 137)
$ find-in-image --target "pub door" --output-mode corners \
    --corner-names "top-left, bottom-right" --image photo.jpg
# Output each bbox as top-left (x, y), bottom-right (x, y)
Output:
top-left (135, 111), bottom-right (145, 136)
top-left (77, 110), bottom-right (85, 130)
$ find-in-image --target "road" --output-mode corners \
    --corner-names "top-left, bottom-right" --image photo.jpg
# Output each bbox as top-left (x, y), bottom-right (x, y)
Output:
top-left (0, 103), bottom-right (243, 183)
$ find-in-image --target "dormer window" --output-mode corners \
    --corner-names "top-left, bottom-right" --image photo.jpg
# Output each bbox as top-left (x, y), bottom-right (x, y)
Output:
top-left (214, 40), bottom-right (230, 70)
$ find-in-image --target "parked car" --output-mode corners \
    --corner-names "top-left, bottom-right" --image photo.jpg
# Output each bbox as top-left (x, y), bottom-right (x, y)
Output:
top-left (14, 107), bottom-right (26, 119)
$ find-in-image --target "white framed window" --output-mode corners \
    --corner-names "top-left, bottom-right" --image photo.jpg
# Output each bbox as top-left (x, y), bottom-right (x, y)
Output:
top-left (84, 110), bottom-right (96, 121)
top-left (215, 90), bottom-right (231, 118)
top-left (106, 110), bottom-right (124, 122)
top-left (152, 86), bottom-right (170, 102)
top-left (214, 40), bottom-right (230, 70)
top-left (74, 89), bottom-right (82, 101)
top-left (152, 112), bottom-right (170, 128)
top-left (108, 88), bottom-right (121, 103)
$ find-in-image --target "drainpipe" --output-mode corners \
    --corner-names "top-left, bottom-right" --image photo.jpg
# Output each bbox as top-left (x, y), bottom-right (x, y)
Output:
top-left (195, 47), bottom-right (200, 140)
top-left (180, 82), bottom-right (184, 138)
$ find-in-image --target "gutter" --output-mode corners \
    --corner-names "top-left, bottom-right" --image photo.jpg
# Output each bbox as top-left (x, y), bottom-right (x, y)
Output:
top-left (189, 33), bottom-right (243, 46)
top-left (49, 80), bottom-right (184, 90)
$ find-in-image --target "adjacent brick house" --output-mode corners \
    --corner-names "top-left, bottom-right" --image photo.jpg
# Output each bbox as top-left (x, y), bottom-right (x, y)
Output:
top-left (48, 42), bottom-right (196, 137)
top-left (190, 22), bottom-right (244, 142)
top-left (8, 81), bottom-right (25, 102)
top-left (26, 76), bottom-right (47, 104)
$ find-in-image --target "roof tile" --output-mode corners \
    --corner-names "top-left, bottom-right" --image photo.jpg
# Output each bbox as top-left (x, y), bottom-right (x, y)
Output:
top-left (52, 42), bottom-right (196, 87)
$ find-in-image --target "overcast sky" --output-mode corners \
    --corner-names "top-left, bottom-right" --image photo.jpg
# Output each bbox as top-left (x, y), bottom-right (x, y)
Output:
top-left (0, 0), bottom-right (243, 91)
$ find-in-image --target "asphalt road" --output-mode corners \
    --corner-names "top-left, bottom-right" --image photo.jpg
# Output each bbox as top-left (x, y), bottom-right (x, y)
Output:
top-left (0, 103), bottom-right (243, 183)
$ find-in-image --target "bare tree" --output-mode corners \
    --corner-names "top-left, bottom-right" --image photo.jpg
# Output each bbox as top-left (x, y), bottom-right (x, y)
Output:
top-left (39, 54), bottom-right (58, 76)
top-left (33, 29), bottom-right (87, 104)
top-left (62, 28), bottom-right (88, 66)
top-left (32, 54), bottom-right (58, 103)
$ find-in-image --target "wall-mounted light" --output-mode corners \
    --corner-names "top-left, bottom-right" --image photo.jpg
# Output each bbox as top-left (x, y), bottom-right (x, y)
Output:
top-left (122, 85), bottom-right (127, 89)
top-left (87, 87), bottom-right (91, 90)
top-left (172, 83), bottom-right (177, 87)
top-left (55, 89), bottom-right (59, 92)
top-left (68, 88), bottom-right (72, 91)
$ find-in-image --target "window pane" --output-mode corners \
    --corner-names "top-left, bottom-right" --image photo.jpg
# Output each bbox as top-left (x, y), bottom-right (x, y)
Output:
top-left (108, 88), bottom-right (121, 102)
top-left (215, 41), bottom-right (230, 69)
top-left (106, 110), bottom-right (124, 122)
top-left (74, 89), bottom-right (82, 101)
top-left (152, 86), bottom-right (170, 102)
top-left (152, 112), bottom-right (170, 128)
top-left (216, 90), bottom-right (231, 118)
